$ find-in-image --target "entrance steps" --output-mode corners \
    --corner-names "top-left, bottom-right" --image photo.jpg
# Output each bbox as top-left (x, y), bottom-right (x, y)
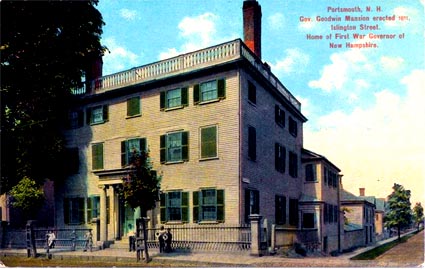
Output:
top-left (109, 237), bottom-right (130, 250)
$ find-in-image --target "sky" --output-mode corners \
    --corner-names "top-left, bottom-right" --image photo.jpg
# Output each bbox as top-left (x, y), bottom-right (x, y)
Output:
top-left (96, 0), bottom-right (425, 205)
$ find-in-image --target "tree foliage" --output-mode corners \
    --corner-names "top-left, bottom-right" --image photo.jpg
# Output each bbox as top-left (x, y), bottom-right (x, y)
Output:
top-left (9, 177), bottom-right (44, 214)
top-left (413, 202), bottom-right (424, 230)
top-left (121, 151), bottom-right (162, 217)
top-left (385, 183), bottom-right (412, 239)
top-left (0, 0), bottom-right (105, 193)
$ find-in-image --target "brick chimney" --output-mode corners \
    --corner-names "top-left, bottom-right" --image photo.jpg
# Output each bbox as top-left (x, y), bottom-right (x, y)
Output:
top-left (359, 188), bottom-right (365, 196)
top-left (243, 0), bottom-right (262, 58)
top-left (85, 55), bottom-right (103, 93)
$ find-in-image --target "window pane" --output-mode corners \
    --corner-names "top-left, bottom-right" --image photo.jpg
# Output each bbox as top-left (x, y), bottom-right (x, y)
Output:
top-left (201, 126), bottom-right (217, 158)
top-left (200, 80), bottom-right (218, 101)
top-left (92, 106), bottom-right (103, 123)
top-left (167, 133), bottom-right (182, 162)
top-left (167, 89), bottom-right (181, 108)
top-left (92, 143), bottom-right (103, 170)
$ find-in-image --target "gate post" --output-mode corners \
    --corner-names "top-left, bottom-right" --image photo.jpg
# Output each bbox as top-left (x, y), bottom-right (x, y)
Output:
top-left (249, 214), bottom-right (262, 256)
top-left (26, 220), bottom-right (37, 258)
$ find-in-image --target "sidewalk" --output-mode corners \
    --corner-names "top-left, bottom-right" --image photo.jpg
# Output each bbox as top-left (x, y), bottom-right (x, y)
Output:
top-left (0, 230), bottom-right (422, 267)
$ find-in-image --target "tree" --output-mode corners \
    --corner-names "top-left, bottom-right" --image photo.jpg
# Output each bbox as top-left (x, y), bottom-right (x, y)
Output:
top-left (412, 202), bottom-right (424, 231)
top-left (385, 183), bottom-right (412, 240)
top-left (121, 150), bottom-right (162, 217)
top-left (9, 177), bottom-right (45, 220)
top-left (1, 1), bottom-right (105, 193)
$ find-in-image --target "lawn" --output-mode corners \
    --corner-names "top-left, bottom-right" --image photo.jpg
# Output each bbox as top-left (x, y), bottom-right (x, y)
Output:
top-left (350, 232), bottom-right (415, 260)
top-left (0, 256), bottom-right (229, 267)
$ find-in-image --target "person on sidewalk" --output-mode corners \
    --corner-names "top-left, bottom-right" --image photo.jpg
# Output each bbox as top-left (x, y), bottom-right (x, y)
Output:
top-left (47, 230), bottom-right (56, 249)
top-left (164, 228), bottom-right (172, 253)
top-left (83, 230), bottom-right (93, 252)
top-left (157, 226), bottom-right (166, 253)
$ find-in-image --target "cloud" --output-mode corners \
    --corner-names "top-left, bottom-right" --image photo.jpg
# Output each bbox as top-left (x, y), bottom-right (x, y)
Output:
top-left (119, 8), bottom-right (137, 21)
top-left (159, 13), bottom-right (236, 60)
top-left (268, 13), bottom-right (285, 30)
top-left (102, 37), bottom-right (140, 75)
top-left (308, 50), bottom-right (371, 92)
top-left (270, 48), bottom-right (310, 76)
top-left (304, 69), bottom-right (425, 204)
top-left (380, 56), bottom-right (405, 72)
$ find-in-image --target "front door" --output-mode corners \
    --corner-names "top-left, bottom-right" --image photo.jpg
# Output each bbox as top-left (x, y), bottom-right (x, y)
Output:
top-left (123, 205), bottom-right (135, 237)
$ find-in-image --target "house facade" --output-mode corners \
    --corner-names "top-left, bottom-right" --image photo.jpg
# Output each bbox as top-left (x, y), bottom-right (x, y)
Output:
top-left (300, 149), bottom-right (342, 254)
top-left (341, 189), bottom-right (376, 250)
top-left (57, 0), bottom-right (312, 247)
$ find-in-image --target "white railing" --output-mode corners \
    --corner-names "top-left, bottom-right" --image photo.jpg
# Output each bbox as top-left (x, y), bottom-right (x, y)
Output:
top-left (77, 39), bottom-right (301, 111)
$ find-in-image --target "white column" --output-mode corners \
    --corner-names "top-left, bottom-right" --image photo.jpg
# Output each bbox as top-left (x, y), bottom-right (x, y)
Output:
top-left (99, 185), bottom-right (108, 243)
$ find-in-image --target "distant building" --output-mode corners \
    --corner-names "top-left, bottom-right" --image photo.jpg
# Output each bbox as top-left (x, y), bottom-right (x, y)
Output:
top-left (300, 149), bottom-right (342, 254)
top-left (341, 189), bottom-right (376, 250)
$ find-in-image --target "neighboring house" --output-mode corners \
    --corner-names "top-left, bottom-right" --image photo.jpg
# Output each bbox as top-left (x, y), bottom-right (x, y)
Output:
top-left (300, 149), bottom-right (342, 254)
top-left (374, 198), bottom-right (387, 240)
top-left (58, 0), bottom-right (310, 247)
top-left (341, 189), bottom-right (376, 250)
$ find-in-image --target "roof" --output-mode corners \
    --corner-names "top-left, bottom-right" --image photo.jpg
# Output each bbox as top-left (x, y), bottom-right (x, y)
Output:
top-left (301, 148), bottom-right (341, 172)
top-left (341, 189), bottom-right (376, 208)
top-left (299, 194), bottom-right (321, 203)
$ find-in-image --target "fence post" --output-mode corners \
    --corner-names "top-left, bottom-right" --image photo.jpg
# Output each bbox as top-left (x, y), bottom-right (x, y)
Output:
top-left (249, 214), bottom-right (262, 256)
top-left (71, 230), bottom-right (76, 251)
top-left (26, 220), bottom-right (37, 258)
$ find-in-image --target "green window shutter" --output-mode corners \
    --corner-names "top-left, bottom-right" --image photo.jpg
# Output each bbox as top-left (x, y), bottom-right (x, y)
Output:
top-left (217, 79), bottom-right (226, 99)
top-left (275, 143), bottom-right (280, 172)
top-left (193, 84), bottom-right (200, 104)
top-left (102, 105), bottom-right (108, 122)
top-left (201, 126), bottom-right (217, 158)
top-left (92, 143), bottom-right (104, 170)
top-left (140, 138), bottom-right (147, 153)
top-left (160, 91), bottom-right (166, 110)
top-left (193, 191), bottom-right (199, 223)
top-left (64, 198), bottom-right (70, 225)
top-left (78, 197), bottom-right (85, 224)
top-left (181, 192), bottom-right (189, 222)
top-left (160, 193), bottom-right (167, 223)
top-left (217, 189), bottom-right (225, 222)
top-left (160, 135), bottom-right (166, 163)
top-left (181, 131), bottom-right (189, 161)
top-left (245, 189), bottom-right (250, 223)
top-left (181, 87), bottom-right (188, 106)
top-left (121, 141), bottom-right (127, 167)
top-left (86, 108), bottom-right (92, 125)
top-left (87, 197), bottom-right (92, 222)
top-left (275, 105), bottom-right (279, 125)
top-left (127, 97), bottom-right (140, 116)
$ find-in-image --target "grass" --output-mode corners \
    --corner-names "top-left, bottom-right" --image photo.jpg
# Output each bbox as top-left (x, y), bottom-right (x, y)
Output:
top-left (350, 232), bottom-right (415, 260)
top-left (0, 256), bottom-right (235, 267)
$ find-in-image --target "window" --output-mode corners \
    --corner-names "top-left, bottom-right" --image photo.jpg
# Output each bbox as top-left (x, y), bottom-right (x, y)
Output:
top-left (275, 105), bottom-right (285, 127)
top-left (289, 116), bottom-right (297, 137)
top-left (193, 189), bottom-right (225, 222)
top-left (289, 151), bottom-right (298, 178)
top-left (248, 126), bottom-right (256, 161)
top-left (275, 195), bottom-right (286, 225)
top-left (67, 110), bottom-right (84, 129)
top-left (305, 164), bottom-right (316, 182)
top-left (245, 189), bottom-right (260, 222)
top-left (289, 198), bottom-right (299, 226)
top-left (160, 132), bottom-right (189, 163)
top-left (275, 143), bottom-right (286, 173)
top-left (87, 196), bottom-right (100, 222)
top-left (92, 143), bottom-right (104, 170)
top-left (160, 191), bottom-right (189, 223)
top-left (200, 126), bottom-right (218, 159)
top-left (302, 213), bottom-right (315, 228)
top-left (86, 105), bottom-right (108, 125)
top-left (127, 97), bottom-right (141, 117)
top-left (194, 78), bottom-right (225, 104)
top-left (324, 203), bottom-right (328, 223)
top-left (160, 88), bottom-right (188, 110)
top-left (121, 138), bottom-right (147, 167)
top-left (324, 167), bottom-right (328, 185)
top-left (248, 81), bottom-right (256, 104)
top-left (334, 205), bottom-right (339, 223)
top-left (64, 197), bottom-right (84, 225)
